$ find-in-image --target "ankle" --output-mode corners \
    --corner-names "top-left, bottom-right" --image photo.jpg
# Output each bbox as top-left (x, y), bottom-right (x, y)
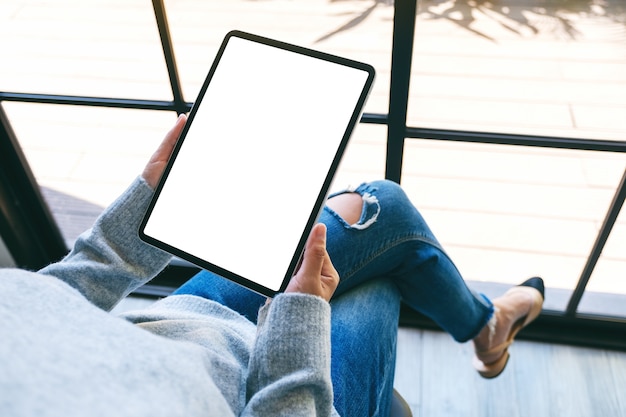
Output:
top-left (473, 308), bottom-right (498, 351)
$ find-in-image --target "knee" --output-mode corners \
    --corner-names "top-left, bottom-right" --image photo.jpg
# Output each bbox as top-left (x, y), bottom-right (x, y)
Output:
top-left (369, 180), bottom-right (415, 212)
top-left (366, 180), bottom-right (433, 231)
top-left (326, 192), bottom-right (363, 226)
top-left (326, 180), bottom-right (418, 228)
top-left (370, 179), bottom-right (408, 201)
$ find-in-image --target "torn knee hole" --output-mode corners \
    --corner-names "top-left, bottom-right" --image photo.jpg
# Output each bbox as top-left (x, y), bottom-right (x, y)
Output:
top-left (327, 192), bottom-right (380, 229)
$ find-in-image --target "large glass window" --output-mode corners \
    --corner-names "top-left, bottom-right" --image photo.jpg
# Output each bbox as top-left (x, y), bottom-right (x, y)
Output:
top-left (1, 0), bottom-right (625, 322)
top-left (401, 0), bottom-right (626, 318)
top-left (3, 102), bottom-right (177, 245)
top-left (408, 0), bottom-right (626, 141)
top-left (401, 140), bottom-right (625, 314)
top-left (0, 1), bottom-right (171, 100)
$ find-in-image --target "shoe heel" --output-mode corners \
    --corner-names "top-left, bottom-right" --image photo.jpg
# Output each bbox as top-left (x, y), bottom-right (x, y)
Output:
top-left (473, 349), bottom-right (510, 379)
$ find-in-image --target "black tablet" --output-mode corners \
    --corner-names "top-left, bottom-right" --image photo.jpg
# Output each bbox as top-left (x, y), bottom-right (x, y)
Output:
top-left (139, 30), bottom-right (375, 297)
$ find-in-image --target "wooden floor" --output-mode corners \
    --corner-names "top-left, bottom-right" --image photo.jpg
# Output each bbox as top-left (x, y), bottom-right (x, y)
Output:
top-left (394, 327), bottom-right (626, 417)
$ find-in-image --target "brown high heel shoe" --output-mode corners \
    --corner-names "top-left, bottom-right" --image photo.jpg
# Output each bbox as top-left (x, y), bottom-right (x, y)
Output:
top-left (472, 277), bottom-right (545, 379)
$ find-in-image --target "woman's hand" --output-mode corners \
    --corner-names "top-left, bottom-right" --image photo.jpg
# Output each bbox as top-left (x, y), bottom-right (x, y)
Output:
top-left (142, 114), bottom-right (187, 189)
top-left (285, 223), bottom-right (339, 302)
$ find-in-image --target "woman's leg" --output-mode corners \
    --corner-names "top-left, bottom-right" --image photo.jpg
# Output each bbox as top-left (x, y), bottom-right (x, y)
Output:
top-left (323, 180), bottom-right (493, 342)
top-left (329, 278), bottom-right (401, 417)
top-left (324, 179), bottom-right (544, 379)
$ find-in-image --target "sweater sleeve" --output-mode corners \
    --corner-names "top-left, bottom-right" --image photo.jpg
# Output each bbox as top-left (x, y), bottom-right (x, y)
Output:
top-left (38, 177), bottom-right (172, 311)
top-left (243, 293), bottom-right (339, 417)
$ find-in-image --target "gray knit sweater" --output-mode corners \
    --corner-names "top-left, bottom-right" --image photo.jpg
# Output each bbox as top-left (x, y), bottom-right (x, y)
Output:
top-left (0, 177), bottom-right (338, 417)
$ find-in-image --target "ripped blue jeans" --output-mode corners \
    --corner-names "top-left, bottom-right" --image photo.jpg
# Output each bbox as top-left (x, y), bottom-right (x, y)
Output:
top-left (173, 179), bottom-right (494, 417)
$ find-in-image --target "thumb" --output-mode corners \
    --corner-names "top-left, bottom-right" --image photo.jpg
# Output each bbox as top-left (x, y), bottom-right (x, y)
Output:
top-left (142, 113), bottom-right (187, 188)
top-left (300, 223), bottom-right (327, 274)
top-left (285, 223), bottom-right (339, 301)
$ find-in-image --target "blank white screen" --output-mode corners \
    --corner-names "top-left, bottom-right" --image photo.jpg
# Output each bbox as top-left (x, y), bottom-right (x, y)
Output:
top-left (143, 35), bottom-right (371, 292)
